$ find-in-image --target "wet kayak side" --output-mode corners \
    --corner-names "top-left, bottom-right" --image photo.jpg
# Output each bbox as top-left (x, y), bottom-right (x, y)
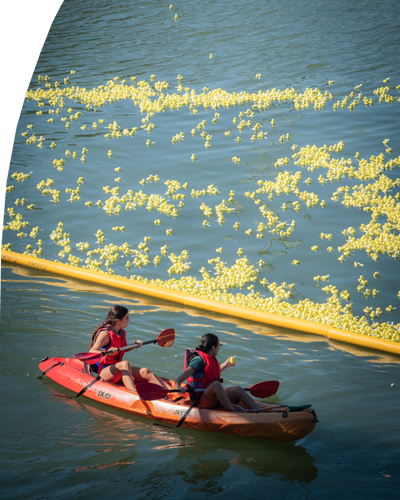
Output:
top-left (38, 357), bottom-right (318, 442)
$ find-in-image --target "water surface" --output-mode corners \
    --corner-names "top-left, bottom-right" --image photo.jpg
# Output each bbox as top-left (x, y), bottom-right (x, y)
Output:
top-left (2, 0), bottom-right (400, 498)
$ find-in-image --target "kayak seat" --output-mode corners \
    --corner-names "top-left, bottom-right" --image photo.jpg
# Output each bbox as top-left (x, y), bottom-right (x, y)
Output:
top-left (83, 363), bottom-right (99, 377)
top-left (89, 364), bottom-right (99, 377)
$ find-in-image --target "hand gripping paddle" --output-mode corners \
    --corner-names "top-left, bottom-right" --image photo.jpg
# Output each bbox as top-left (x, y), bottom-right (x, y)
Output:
top-left (74, 328), bottom-right (175, 364)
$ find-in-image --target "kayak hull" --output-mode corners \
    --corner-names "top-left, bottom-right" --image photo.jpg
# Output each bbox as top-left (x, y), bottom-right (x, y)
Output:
top-left (38, 357), bottom-right (318, 442)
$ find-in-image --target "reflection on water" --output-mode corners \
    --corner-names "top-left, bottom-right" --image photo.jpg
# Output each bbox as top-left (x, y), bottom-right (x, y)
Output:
top-left (5, 261), bottom-right (400, 366)
top-left (2, 251), bottom-right (400, 499)
top-left (3, 0), bottom-right (400, 497)
top-left (47, 379), bottom-right (318, 486)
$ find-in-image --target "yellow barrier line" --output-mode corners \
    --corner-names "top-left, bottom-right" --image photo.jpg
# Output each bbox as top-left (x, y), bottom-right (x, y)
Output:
top-left (2, 249), bottom-right (400, 356)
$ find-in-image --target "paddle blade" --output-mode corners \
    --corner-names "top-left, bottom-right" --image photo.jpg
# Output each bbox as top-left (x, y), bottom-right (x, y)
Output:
top-left (248, 380), bottom-right (279, 398)
top-left (135, 382), bottom-right (169, 401)
top-left (73, 352), bottom-right (102, 364)
top-left (156, 328), bottom-right (175, 347)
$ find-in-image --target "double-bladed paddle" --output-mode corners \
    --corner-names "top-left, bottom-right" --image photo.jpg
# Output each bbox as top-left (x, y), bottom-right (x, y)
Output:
top-left (74, 328), bottom-right (175, 364)
top-left (135, 380), bottom-right (279, 401)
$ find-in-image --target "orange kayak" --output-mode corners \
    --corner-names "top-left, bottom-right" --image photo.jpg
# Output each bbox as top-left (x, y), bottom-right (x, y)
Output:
top-left (38, 356), bottom-right (318, 442)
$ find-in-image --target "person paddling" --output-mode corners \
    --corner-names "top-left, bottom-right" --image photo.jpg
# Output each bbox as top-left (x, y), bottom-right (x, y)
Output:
top-left (174, 333), bottom-right (260, 412)
top-left (89, 305), bottom-right (172, 392)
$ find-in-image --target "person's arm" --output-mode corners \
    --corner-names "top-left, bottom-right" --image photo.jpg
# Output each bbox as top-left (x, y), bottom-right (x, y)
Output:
top-left (123, 340), bottom-right (143, 353)
top-left (220, 357), bottom-right (236, 372)
top-left (174, 367), bottom-right (195, 391)
top-left (90, 330), bottom-right (113, 354)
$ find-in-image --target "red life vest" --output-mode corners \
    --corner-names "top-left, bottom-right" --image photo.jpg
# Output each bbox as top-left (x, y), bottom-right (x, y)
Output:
top-left (95, 325), bottom-right (127, 371)
top-left (184, 349), bottom-right (221, 390)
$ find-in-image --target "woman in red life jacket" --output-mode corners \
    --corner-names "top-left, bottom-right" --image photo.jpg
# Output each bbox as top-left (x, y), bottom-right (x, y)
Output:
top-left (89, 305), bottom-right (172, 392)
top-left (174, 333), bottom-right (260, 412)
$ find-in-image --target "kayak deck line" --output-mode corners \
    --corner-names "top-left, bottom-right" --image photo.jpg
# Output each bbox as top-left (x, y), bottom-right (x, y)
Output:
top-left (3, 249), bottom-right (400, 357)
top-left (38, 356), bottom-right (318, 442)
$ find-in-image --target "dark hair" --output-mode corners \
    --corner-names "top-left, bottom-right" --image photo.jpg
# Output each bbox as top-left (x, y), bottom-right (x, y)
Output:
top-left (89, 305), bottom-right (129, 348)
top-left (195, 333), bottom-right (219, 353)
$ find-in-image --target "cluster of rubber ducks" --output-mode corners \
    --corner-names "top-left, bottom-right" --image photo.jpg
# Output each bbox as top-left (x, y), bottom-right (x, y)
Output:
top-left (241, 141), bottom-right (400, 268)
top-left (3, 71), bottom-right (400, 343)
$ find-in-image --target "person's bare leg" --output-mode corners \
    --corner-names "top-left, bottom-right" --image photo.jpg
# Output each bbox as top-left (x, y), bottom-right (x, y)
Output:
top-left (200, 382), bottom-right (236, 411)
top-left (100, 361), bottom-right (136, 391)
top-left (225, 386), bottom-right (260, 410)
top-left (131, 366), bottom-right (173, 390)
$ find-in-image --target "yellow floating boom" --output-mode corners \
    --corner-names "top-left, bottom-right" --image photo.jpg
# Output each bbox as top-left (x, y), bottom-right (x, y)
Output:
top-left (2, 249), bottom-right (400, 356)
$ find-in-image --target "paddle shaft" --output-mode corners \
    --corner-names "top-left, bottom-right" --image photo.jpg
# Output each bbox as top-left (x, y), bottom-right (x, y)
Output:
top-left (135, 380), bottom-right (279, 401)
top-left (184, 387), bottom-right (258, 394)
top-left (102, 338), bottom-right (156, 356)
top-left (74, 328), bottom-right (175, 364)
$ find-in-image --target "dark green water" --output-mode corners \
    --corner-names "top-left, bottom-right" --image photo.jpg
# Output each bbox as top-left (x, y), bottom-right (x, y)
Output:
top-left (2, 0), bottom-right (400, 498)
top-left (1, 263), bottom-right (400, 499)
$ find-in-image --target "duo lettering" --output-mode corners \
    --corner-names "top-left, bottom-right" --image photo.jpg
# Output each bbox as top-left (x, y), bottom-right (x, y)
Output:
top-left (96, 390), bottom-right (111, 400)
